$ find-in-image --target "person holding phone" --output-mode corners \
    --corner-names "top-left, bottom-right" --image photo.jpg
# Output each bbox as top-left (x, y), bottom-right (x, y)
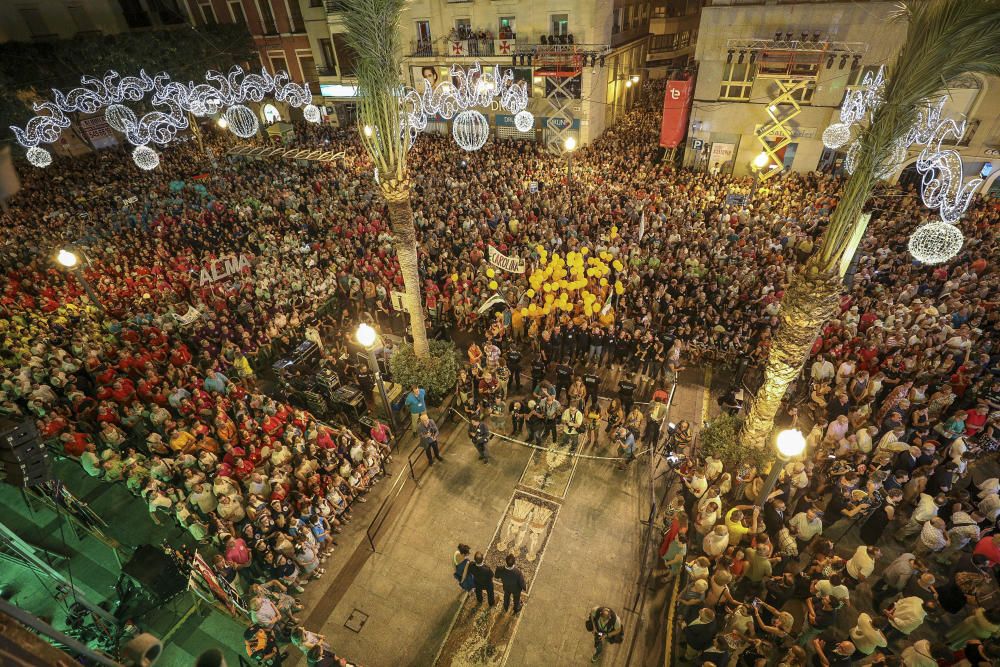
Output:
top-left (586, 606), bottom-right (623, 662)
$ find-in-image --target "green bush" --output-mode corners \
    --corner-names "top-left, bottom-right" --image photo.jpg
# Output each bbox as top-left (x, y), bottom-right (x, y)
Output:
top-left (698, 413), bottom-right (774, 472)
top-left (389, 339), bottom-right (460, 406)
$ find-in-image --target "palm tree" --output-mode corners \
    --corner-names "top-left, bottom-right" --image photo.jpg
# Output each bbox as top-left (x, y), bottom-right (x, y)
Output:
top-left (342, 0), bottom-right (430, 358)
top-left (739, 0), bottom-right (1000, 450)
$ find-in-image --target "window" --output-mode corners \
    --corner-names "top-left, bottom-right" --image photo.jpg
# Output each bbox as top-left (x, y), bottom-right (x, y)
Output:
top-left (719, 62), bottom-right (755, 101)
top-left (613, 8), bottom-right (623, 33)
top-left (258, 0), bottom-right (277, 34)
top-left (455, 18), bottom-right (470, 31)
top-left (416, 19), bottom-right (431, 46)
top-left (287, 0), bottom-right (305, 32)
top-left (18, 7), bottom-right (50, 36)
top-left (67, 4), bottom-right (97, 32)
top-left (269, 52), bottom-right (288, 75)
top-left (332, 33), bottom-right (358, 76)
top-left (652, 4), bottom-right (665, 18)
top-left (651, 34), bottom-right (677, 51)
top-left (198, 1), bottom-right (216, 25)
top-left (318, 38), bottom-right (336, 72)
top-left (550, 13), bottom-right (568, 36)
top-left (229, 0), bottom-right (246, 23)
top-left (498, 16), bottom-right (515, 37)
top-left (298, 54), bottom-right (318, 86)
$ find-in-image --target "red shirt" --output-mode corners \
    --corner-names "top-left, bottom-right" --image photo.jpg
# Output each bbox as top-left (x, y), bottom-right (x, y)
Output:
top-left (974, 537), bottom-right (1000, 566)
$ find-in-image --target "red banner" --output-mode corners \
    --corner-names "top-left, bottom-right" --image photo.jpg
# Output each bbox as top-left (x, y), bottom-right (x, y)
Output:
top-left (659, 79), bottom-right (694, 149)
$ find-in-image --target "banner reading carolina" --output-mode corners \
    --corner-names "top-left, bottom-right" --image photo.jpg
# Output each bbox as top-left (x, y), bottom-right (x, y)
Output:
top-left (488, 245), bottom-right (525, 273)
top-left (659, 79), bottom-right (694, 149)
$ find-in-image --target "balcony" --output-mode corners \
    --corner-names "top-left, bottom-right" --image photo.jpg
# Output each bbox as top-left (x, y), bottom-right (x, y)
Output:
top-left (409, 37), bottom-right (518, 58)
top-left (412, 40), bottom-right (436, 57)
top-left (317, 66), bottom-right (338, 77)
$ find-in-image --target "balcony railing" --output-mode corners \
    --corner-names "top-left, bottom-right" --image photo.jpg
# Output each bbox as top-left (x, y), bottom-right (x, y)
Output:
top-left (409, 37), bottom-right (518, 57)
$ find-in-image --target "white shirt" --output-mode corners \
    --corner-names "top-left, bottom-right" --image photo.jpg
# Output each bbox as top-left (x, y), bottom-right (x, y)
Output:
top-left (900, 639), bottom-right (937, 667)
top-left (850, 612), bottom-right (887, 655)
top-left (912, 493), bottom-right (938, 523)
top-left (703, 531), bottom-right (729, 558)
top-left (788, 512), bottom-right (823, 540)
top-left (846, 546), bottom-right (876, 579)
top-left (948, 511), bottom-right (981, 548)
top-left (811, 360), bottom-right (835, 381)
top-left (889, 596), bottom-right (927, 634)
top-left (816, 579), bottom-right (850, 602)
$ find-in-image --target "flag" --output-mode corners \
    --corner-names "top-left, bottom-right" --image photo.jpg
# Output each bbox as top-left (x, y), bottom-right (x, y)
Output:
top-left (638, 210), bottom-right (646, 241)
top-left (478, 293), bottom-right (508, 314)
top-left (495, 39), bottom-right (515, 55)
top-left (659, 79), bottom-right (694, 148)
top-left (600, 290), bottom-right (614, 316)
top-left (449, 41), bottom-right (468, 56)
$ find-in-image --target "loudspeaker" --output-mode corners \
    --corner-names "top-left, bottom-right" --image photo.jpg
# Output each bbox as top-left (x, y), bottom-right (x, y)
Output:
top-left (1, 418), bottom-right (39, 449)
top-left (121, 545), bottom-right (188, 602)
top-left (0, 441), bottom-right (47, 464)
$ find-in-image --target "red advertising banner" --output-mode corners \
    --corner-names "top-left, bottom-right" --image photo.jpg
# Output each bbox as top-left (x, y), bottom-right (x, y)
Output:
top-left (659, 79), bottom-right (694, 149)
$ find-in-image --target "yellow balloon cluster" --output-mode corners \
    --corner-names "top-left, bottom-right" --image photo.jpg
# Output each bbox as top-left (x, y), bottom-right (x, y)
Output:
top-left (525, 247), bottom-right (622, 318)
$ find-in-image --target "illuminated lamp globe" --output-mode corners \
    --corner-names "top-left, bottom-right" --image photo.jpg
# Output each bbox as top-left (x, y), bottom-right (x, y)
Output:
top-left (356, 322), bottom-right (377, 348)
top-left (822, 122), bottom-right (850, 149)
top-left (752, 152), bottom-right (769, 170)
top-left (303, 104), bottom-right (321, 124)
top-left (452, 109), bottom-right (490, 152)
top-left (26, 146), bottom-right (52, 168)
top-left (217, 117), bottom-right (229, 129)
top-left (908, 221), bottom-right (963, 265)
top-left (132, 146), bottom-right (160, 171)
top-left (775, 429), bottom-right (806, 459)
top-left (105, 104), bottom-right (137, 133)
top-left (514, 110), bottom-right (534, 132)
top-left (224, 104), bottom-right (259, 138)
top-left (564, 136), bottom-right (577, 152)
top-left (57, 249), bottom-right (79, 268)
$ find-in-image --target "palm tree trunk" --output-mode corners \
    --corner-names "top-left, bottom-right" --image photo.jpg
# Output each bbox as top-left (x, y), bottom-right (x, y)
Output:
top-left (739, 259), bottom-right (842, 449)
top-left (384, 189), bottom-right (430, 358)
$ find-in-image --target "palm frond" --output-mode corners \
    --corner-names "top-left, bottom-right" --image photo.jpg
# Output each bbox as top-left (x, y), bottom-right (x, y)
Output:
top-left (341, 0), bottom-right (409, 183)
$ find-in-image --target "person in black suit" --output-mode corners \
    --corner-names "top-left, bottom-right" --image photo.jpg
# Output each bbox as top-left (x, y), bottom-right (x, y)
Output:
top-left (468, 552), bottom-right (495, 606)
top-left (494, 554), bottom-right (526, 613)
top-left (763, 497), bottom-right (788, 541)
top-left (893, 446), bottom-right (921, 476)
top-left (682, 608), bottom-right (717, 660)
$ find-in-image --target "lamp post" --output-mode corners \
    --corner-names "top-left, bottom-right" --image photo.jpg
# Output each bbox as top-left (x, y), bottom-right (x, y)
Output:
top-left (356, 322), bottom-right (396, 442)
top-left (756, 428), bottom-right (806, 507)
top-left (57, 249), bottom-right (105, 314)
top-left (563, 135), bottom-right (577, 205)
top-left (750, 151), bottom-right (769, 200)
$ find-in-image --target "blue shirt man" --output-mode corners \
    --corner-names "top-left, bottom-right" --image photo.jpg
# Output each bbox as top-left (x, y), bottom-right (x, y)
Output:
top-left (405, 386), bottom-right (427, 434)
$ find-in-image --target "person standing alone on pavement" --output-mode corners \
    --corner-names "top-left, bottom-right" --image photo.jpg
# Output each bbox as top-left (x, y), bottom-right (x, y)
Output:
top-left (469, 552), bottom-right (495, 606)
top-left (418, 413), bottom-right (443, 466)
top-left (405, 385), bottom-right (427, 435)
top-left (469, 415), bottom-right (491, 464)
top-left (587, 606), bottom-right (623, 662)
top-left (495, 554), bottom-right (526, 613)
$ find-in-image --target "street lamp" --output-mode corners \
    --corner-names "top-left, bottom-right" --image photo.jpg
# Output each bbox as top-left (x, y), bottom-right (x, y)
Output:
top-left (56, 248), bottom-right (105, 314)
top-left (630, 75), bottom-right (640, 83)
top-left (216, 117), bottom-right (229, 130)
top-left (362, 125), bottom-right (374, 138)
top-left (751, 151), bottom-right (770, 198)
top-left (563, 136), bottom-right (577, 204)
top-left (355, 322), bottom-right (395, 443)
top-left (756, 428), bottom-right (805, 506)
top-left (625, 79), bottom-right (633, 88)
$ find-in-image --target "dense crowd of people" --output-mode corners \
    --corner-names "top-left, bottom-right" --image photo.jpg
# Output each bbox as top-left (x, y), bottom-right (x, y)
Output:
top-left (1, 78), bottom-right (998, 666)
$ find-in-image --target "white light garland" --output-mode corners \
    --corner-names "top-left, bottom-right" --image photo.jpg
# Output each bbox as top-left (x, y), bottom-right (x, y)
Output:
top-left (105, 104), bottom-right (137, 133)
top-left (913, 113), bottom-right (983, 224)
top-left (844, 141), bottom-right (861, 175)
top-left (822, 123), bottom-right (851, 150)
top-left (10, 66), bottom-right (313, 165)
top-left (303, 104), bottom-right (321, 124)
top-left (132, 145), bottom-right (160, 170)
top-left (908, 220), bottom-right (963, 265)
top-left (514, 110), bottom-right (535, 133)
top-left (452, 110), bottom-right (489, 152)
top-left (26, 146), bottom-right (52, 168)
top-left (224, 105), bottom-right (259, 138)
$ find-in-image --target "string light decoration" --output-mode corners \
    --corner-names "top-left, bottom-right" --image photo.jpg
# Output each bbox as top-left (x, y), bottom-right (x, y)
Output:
top-left (132, 145), bottom-right (160, 171)
top-left (223, 105), bottom-right (259, 138)
top-left (452, 110), bottom-right (490, 152)
top-left (105, 104), bottom-right (138, 133)
top-left (10, 66), bottom-right (312, 168)
top-left (400, 62), bottom-right (529, 151)
top-left (822, 123), bottom-right (851, 149)
top-left (908, 220), bottom-right (963, 265)
top-left (824, 73), bottom-right (980, 225)
top-left (302, 104), bottom-right (321, 124)
top-left (514, 110), bottom-right (535, 133)
top-left (26, 146), bottom-right (52, 168)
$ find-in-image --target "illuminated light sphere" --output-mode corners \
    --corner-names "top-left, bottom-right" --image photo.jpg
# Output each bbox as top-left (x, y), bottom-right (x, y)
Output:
top-left (132, 145), bottom-right (160, 171)
top-left (303, 104), bottom-right (321, 124)
top-left (822, 122), bottom-right (851, 149)
top-left (776, 429), bottom-right (806, 459)
top-left (104, 104), bottom-right (137, 133)
top-left (876, 139), bottom-right (908, 181)
top-left (217, 117), bottom-right (229, 129)
top-left (356, 322), bottom-right (377, 348)
top-left (908, 221), bottom-right (963, 265)
top-left (224, 104), bottom-right (259, 138)
top-left (26, 146), bottom-right (52, 168)
top-left (452, 109), bottom-right (489, 152)
top-left (57, 249), bottom-right (78, 268)
top-left (514, 110), bottom-right (534, 133)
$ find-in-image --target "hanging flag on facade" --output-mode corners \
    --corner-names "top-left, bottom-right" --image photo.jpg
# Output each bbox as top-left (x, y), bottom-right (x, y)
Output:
top-left (659, 78), bottom-right (694, 148)
top-left (450, 41), bottom-right (469, 56)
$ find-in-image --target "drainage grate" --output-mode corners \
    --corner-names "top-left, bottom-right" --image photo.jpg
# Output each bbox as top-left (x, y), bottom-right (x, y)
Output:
top-left (344, 609), bottom-right (368, 633)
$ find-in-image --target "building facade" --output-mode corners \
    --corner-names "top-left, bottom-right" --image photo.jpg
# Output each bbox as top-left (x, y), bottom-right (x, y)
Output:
top-left (646, 0), bottom-right (700, 76)
top-left (0, 0), bottom-right (188, 43)
top-left (685, 0), bottom-right (1000, 195)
